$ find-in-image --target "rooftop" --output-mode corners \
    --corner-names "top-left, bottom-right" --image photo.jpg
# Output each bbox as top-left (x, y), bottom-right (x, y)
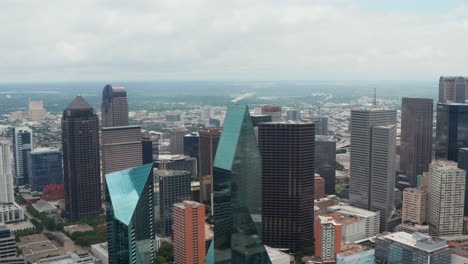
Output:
top-left (155, 169), bottom-right (191, 177)
top-left (315, 135), bottom-right (335, 142)
top-left (380, 232), bottom-right (447, 252)
top-left (339, 244), bottom-right (373, 256)
top-left (328, 203), bottom-right (379, 218)
top-left (66, 96), bottom-right (93, 110)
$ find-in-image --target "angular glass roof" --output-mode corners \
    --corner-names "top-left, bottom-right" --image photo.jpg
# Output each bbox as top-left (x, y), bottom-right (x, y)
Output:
top-left (105, 163), bottom-right (153, 225)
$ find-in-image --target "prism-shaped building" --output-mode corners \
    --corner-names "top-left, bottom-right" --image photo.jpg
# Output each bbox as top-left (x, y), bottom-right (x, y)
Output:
top-left (106, 163), bottom-right (155, 264)
top-left (207, 104), bottom-right (271, 264)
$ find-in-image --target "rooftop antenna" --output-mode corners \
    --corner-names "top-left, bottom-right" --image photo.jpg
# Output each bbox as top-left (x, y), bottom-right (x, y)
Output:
top-left (373, 88), bottom-right (377, 107)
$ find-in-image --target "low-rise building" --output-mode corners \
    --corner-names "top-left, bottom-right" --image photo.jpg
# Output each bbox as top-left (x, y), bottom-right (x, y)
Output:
top-left (336, 244), bottom-right (374, 264)
top-left (0, 224), bottom-right (25, 264)
top-left (35, 251), bottom-right (100, 264)
top-left (0, 203), bottom-right (24, 223)
top-left (327, 203), bottom-right (380, 240)
top-left (32, 200), bottom-right (58, 214)
top-left (91, 243), bottom-right (108, 264)
top-left (265, 246), bottom-right (290, 264)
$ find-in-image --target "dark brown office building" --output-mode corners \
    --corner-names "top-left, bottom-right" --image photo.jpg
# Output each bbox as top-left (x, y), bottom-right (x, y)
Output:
top-left (101, 84), bottom-right (129, 127)
top-left (62, 96), bottom-right (102, 221)
top-left (315, 135), bottom-right (336, 195)
top-left (400, 98), bottom-right (433, 187)
top-left (198, 127), bottom-right (221, 206)
top-left (439, 76), bottom-right (468, 103)
top-left (258, 122), bottom-right (315, 250)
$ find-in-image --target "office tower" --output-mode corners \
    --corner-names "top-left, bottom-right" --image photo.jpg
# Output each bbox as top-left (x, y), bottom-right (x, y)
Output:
top-left (207, 104), bottom-right (271, 264)
top-left (198, 127), bottom-right (221, 205)
top-left (157, 170), bottom-right (191, 237)
top-left (428, 161), bottom-right (465, 236)
top-left (315, 216), bottom-right (342, 263)
top-left (101, 84), bottom-right (129, 127)
top-left (13, 127), bottom-right (32, 186)
top-left (28, 100), bottom-right (46, 121)
top-left (349, 108), bottom-right (397, 232)
top-left (0, 140), bottom-right (24, 224)
top-left (402, 188), bottom-right (427, 225)
top-left (106, 163), bottom-right (154, 264)
top-left (173, 201), bottom-right (206, 264)
top-left (458, 148), bottom-right (468, 216)
top-left (315, 135), bottom-right (336, 194)
top-left (184, 132), bottom-right (199, 159)
top-left (375, 232), bottom-right (451, 264)
top-left (101, 126), bottom-right (142, 176)
top-left (62, 96), bottom-right (101, 221)
top-left (400, 98), bottom-right (433, 187)
top-left (435, 103), bottom-right (468, 161)
top-left (170, 127), bottom-right (188, 155)
top-left (258, 121), bottom-right (315, 250)
top-left (439, 76), bottom-right (468, 103)
top-left (260, 104), bottom-right (283, 122)
top-left (250, 115), bottom-right (272, 140)
top-left (201, 107), bottom-right (212, 124)
top-left (28, 148), bottom-right (63, 191)
top-left (310, 117), bottom-right (328, 136)
top-left (286, 109), bottom-right (300, 121)
top-left (142, 137), bottom-right (154, 165)
top-left (166, 112), bottom-right (182, 122)
top-left (314, 175), bottom-right (325, 200)
top-left (0, 224), bottom-right (25, 264)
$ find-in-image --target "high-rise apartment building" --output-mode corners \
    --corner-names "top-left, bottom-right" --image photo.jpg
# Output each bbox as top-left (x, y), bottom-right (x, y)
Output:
top-left (400, 98), bottom-right (433, 187)
top-left (428, 161), bottom-right (465, 236)
top-left (13, 127), bottom-right (32, 186)
top-left (457, 148), bottom-right (468, 216)
top-left (375, 232), bottom-right (451, 264)
top-left (435, 103), bottom-right (468, 162)
top-left (349, 108), bottom-right (397, 232)
top-left (315, 135), bottom-right (336, 194)
top-left (170, 127), bottom-right (188, 155)
top-left (101, 126), bottom-right (142, 177)
top-left (157, 170), bottom-right (192, 237)
top-left (258, 121), bottom-right (315, 250)
top-left (28, 148), bottom-right (63, 191)
top-left (101, 84), bottom-right (129, 127)
top-left (402, 188), bottom-right (427, 225)
top-left (311, 117), bottom-right (328, 136)
top-left (28, 100), bottom-right (46, 121)
top-left (0, 140), bottom-right (24, 224)
top-left (62, 96), bottom-right (102, 221)
top-left (315, 216), bottom-right (342, 263)
top-left (198, 127), bottom-right (221, 205)
top-left (106, 164), bottom-right (154, 264)
top-left (173, 201), bottom-right (206, 264)
top-left (208, 104), bottom-right (271, 263)
top-left (0, 224), bottom-right (25, 264)
top-left (439, 76), bottom-right (468, 103)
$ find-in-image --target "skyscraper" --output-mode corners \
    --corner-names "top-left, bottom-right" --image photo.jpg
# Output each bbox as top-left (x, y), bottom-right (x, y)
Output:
top-left (349, 108), bottom-right (397, 232)
top-left (286, 109), bottom-right (301, 121)
top-left (427, 161), bottom-right (465, 236)
top-left (106, 163), bottom-right (155, 264)
top-left (209, 104), bottom-right (271, 263)
top-left (13, 127), bottom-right (32, 186)
top-left (400, 98), bottom-right (433, 187)
top-left (258, 121), bottom-right (315, 250)
top-left (101, 84), bottom-right (129, 127)
top-left (315, 135), bottom-right (336, 195)
top-left (173, 201), bottom-right (206, 264)
top-left (28, 100), bottom-right (47, 121)
top-left (439, 76), bottom-right (468, 103)
top-left (157, 170), bottom-right (192, 237)
top-left (0, 140), bottom-right (14, 204)
top-left (315, 216), bottom-right (342, 263)
top-left (198, 127), bottom-right (221, 206)
top-left (62, 96), bottom-right (102, 221)
top-left (435, 103), bottom-right (468, 162)
top-left (310, 117), bottom-right (328, 136)
top-left (184, 132), bottom-right (199, 159)
top-left (101, 126), bottom-right (142, 176)
top-left (28, 148), bottom-right (63, 191)
top-left (457, 148), bottom-right (468, 216)
top-left (170, 127), bottom-right (189, 155)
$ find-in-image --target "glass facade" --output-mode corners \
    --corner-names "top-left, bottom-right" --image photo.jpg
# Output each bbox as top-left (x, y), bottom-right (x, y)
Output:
top-left (209, 104), bottom-right (271, 264)
top-left (28, 149), bottom-right (63, 191)
top-left (106, 163), bottom-right (155, 264)
top-left (435, 103), bottom-right (468, 162)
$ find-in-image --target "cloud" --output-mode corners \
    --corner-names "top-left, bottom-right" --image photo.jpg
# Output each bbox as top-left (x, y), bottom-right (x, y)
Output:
top-left (0, 0), bottom-right (467, 81)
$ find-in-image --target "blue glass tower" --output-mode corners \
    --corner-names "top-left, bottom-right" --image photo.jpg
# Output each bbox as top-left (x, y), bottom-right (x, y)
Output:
top-left (106, 163), bottom-right (155, 264)
top-left (207, 104), bottom-right (271, 264)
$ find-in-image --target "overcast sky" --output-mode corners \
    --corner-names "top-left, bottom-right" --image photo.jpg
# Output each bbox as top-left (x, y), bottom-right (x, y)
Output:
top-left (1, 0), bottom-right (467, 82)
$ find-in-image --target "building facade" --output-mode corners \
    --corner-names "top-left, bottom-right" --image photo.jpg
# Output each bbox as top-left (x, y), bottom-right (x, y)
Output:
top-left (315, 135), bottom-right (336, 194)
top-left (62, 96), bottom-right (102, 221)
top-left (310, 117), bottom-right (329, 136)
top-left (13, 127), bottom-right (32, 186)
top-left (183, 132), bottom-right (199, 159)
top-left (170, 127), bottom-right (189, 155)
top-left (428, 161), bottom-right (465, 236)
top-left (435, 103), bottom-right (468, 162)
top-left (315, 175), bottom-right (326, 200)
top-left (349, 109), bottom-right (397, 232)
top-left (457, 148), bottom-right (468, 216)
top-left (0, 140), bottom-right (14, 204)
top-left (173, 201), bottom-right (206, 264)
top-left (101, 84), bottom-right (129, 127)
top-left (439, 76), bottom-right (468, 103)
top-left (258, 121), bottom-right (315, 250)
top-left (286, 109), bottom-right (301, 121)
top-left (28, 100), bottom-right (46, 121)
top-left (402, 188), bottom-right (427, 225)
top-left (400, 98), bottom-right (433, 187)
top-left (106, 164), bottom-right (154, 264)
top-left (198, 127), bottom-right (221, 206)
top-left (315, 216), bottom-right (342, 262)
top-left (327, 204), bottom-right (380, 240)
top-left (0, 224), bottom-right (25, 264)
top-left (28, 148), bottom-right (63, 191)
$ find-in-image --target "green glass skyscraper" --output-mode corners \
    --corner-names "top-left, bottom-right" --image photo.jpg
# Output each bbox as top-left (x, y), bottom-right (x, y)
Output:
top-left (106, 163), bottom-right (155, 264)
top-left (207, 104), bottom-right (271, 264)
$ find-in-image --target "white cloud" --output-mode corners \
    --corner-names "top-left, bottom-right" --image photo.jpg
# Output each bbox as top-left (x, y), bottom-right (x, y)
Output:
top-left (0, 0), bottom-right (467, 81)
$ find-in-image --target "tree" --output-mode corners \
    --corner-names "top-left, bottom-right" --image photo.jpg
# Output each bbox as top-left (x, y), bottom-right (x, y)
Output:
top-left (157, 241), bottom-right (174, 262)
top-left (156, 256), bottom-right (167, 263)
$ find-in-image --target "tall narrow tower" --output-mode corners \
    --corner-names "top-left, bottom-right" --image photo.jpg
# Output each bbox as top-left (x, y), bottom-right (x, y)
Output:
top-left (62, 96), bottom-right (101, 221)
top-left (101, 84), bottom-right (129, 127)
top-left (0, 140), bottom-right (14, 204)
top-left (13, 127), bottom-right (32, 186)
